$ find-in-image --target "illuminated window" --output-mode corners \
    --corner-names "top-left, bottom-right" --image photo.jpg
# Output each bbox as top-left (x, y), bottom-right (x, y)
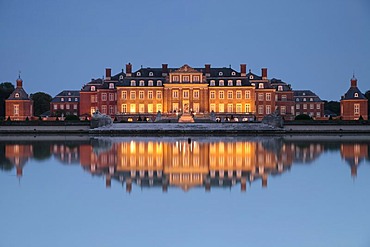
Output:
top-left (173, 90), bottom-right (178, 98)
top-left (130, 80), bottom-right (136, 86)
top-left (139, 80), bottom-right (145, 86)
top-left (156, 104), bottom-right (162, 112)
top-left (228, 80), bottom-right (233, 86)
top-left (122, 104), bottom-right (127, 113)
top-left (148, 104), bottom-right (153, 113)
top-left (210, 80), bottom-right (215, 86)
top-left (148, 91), bottom-right (153, 99)
top-left (219, 91), bottom-right (224, 99)
top-left (236, 80), bottom-right (241, 86)
top-left (266, 93), bottom-right (271, 101)
top-left (157, 80), bottom-right (162, 86)
top-left (227, 91), bottom-right (233, 99)
top-left (139, 104), bottom-right (145, 113)
top-left (183, 90), bottom-right (189, 98)
top-left (236, 91), bottom-right (242, 99)
top-left (245, 91), bottom-right (250, 99)
top-left (193, 76), bottom-right (200, 82)
top-left (130, 104), bottom-right (136, 113)
top-left (219, 80), bottom-right (224, 86)
top-left (156, 91), bottom-right (162, 99)
top-left (101, 93), bottom-right (107, 101)
top-left (258, 93), bottom-right (264, 101)
top-left (219, 104), bottom-right (224, 112)
top-left (148, 80), bottom-right (153, 86)
top-left (245, 104), bottom-right (250, 112)
top-left (227, 104), bottom-right (233, 112)
top-left (354, 104), bottom-right (360, 114)
top-left (236, 104), bottom-right (242, 113)
top-left (193, 90), bottom-right (199, 98)
top-left (130, 91), bottom-right (136, 99)
top-left (210, 104), bottom-right (216, 112)
top-left (259, 83), bottom-right (264, 89)
top-left (122, 91), bottom-right (127, 99)
top-left (210, 91), bottom-right (215, 99)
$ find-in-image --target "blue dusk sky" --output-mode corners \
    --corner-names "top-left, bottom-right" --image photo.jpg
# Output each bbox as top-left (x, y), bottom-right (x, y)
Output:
top-left (0, 0), bottom-right (369, 101)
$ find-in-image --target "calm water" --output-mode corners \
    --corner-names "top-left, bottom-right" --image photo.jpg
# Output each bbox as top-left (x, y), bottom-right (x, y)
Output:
top-left (0, 135), bottom-right (369, 247)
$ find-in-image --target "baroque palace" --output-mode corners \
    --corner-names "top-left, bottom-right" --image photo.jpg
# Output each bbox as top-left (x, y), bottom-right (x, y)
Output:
top-left (79, 63), bottom-right (324, 121)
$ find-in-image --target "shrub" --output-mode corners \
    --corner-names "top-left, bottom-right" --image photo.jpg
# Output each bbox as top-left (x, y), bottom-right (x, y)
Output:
top-left (65, 115), bottom-right (80, 121)
top-left (295, 114), bottom-right (312, 120)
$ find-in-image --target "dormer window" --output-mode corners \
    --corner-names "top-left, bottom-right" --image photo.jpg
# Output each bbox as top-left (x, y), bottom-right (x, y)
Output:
top-left (303, 98), bottom-right (306, 101)
top-left (354, 93), bottom-right (359, 97)
top-left (61, 98), bottom-right (64, 101)
top-left (296, 98), bottom-right (299, 101)
top-left (210, 80), bottom-right (215, 86)
top-left (310, 98), bottom-right (313, 101)
top-left (139, 80), bottom-right (145, 86)
top-left (136, 72), bottom-right (141, 76)
top-left (219, 80), bottom-right (224, 86)
top-left (219, 72), bottom-right (223, 76)
top-left (231, 71), bottom-right (236, 76)
top-left (15, 93), bottom-right (20, 98)
top-left (75, 98), bottom-right (78, 101)
top-left (130, 80), bottom-right (136, 86)
top-left (303, 92), bottom-right (306, 96)
top-left (236, 80), bottom-right (241, 86)
top-left (109, 83), bottom-right (114, 89)
top-left (249, 75), bottom-right (254, 79)
top-left (173, 76), bottom-right (179, 82)
top-left (91, 86), bottom-right (96, 91)
top-left (157, 80), bottom-right (162, 86)
top-left (149, 72), bottom-right (154, 76)
top-left (193, 76), bottom-right (200, 82)
top-left (68, 98), bottom-right (71, 102)
top-left (259, 83), bottom-right (264, 89)
top-left (228, 80), bottom-right (233, 86)
top-left (119, 75), bottom-right (124, 80)
top-left (68, 92), bottom-right (71, 96)
top-left (278, 85), bottom-right (283, 91)
top-left (148, 80), bottom-right (153, 86)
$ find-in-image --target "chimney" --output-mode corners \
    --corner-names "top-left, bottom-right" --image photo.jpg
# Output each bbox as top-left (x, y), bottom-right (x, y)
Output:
top-left (241, 178), bottom-right (247, 192)
top-left (262, 174), bottom-right (268, 188)
top-left (350, 77), bottom-right (357, 87)
top-left (205, 64), bottom-right (211, 77)
top-left (16, 167), bottom-right (23, 177)
top-left (261, 68), bottom-right (268, 79)
top-left (240, 64), bottom-right (247, 77)
top-left (105, 68), bottom-right (111, 80)
top-left (162, 64), bottom-right (168, 76)
top-left (126, 63), bottom-right (132, 76)
top-left (126, 179), bottom-right (132, 193)
top-left (106, 175), bottom-right (111, 188)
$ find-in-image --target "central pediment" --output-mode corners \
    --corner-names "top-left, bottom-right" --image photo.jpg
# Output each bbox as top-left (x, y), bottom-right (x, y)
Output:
top-left (172, 64), bottom-right (199, 73)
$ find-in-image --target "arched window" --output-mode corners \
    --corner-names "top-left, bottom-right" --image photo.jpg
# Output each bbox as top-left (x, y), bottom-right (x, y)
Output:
top-left (139, 80), bottom-right (145, 86)
top-left (90, 86), bottom-right (95, 91)
top-left (109, 83), bottom-right (114, 89)
top-left (258, 83), bottom-right (264, 89)
top-left (228, 80), bottom-right (233, 86)
top-left (15, 93), bottom-right (20, 98)
top-left (148, 80), bottom-right (153, 86)
top-left (130, 80), bottom-right (136, 86)
top-left (219, 80), bottom-right (224, 86)
top-left (236, 80), bottom-right (241, 86)
top-left (249, 75), bottom-right (254, 79)
top-left (210, 80), bottom-right (215, 86)
top-left (354, 93), bottom-right (359, 97)
top-left (119, 75), bottom-right (124, 80)
top-left (157, 80), bottom-right (162, 86)
top-left (149, 72), bottom-right (154, 76)
top-left (278, 86), bottom-right (283, 91)
top-left (136, 72), bottom-right (141, 76)
top-left (219, 72), bottom-right (223, 76)
top-left (231, 71), bottom-right (236, 76)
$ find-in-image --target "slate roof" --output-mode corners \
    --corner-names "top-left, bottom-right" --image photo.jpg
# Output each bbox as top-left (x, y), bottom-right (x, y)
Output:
top-left (7, 87), bottom-right (30, 100)
top-left (51, 90), bottom-right (80, 103)
top-left (81, 79), bottom-right (117, 91)
top-left (270, 78), bottom-right (292, 91)
top-left (294, 90), bottom-right (322, 102)
top-left (342, 87), bottom-right (366, 100)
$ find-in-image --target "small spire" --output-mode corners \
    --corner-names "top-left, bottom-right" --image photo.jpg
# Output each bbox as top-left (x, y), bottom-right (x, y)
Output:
top-left (18, 70), bottom-right (21, 79)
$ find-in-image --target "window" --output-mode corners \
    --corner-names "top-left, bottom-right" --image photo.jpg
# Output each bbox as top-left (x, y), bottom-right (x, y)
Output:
top-left (139, 104), bottom-right (145, 113)
top-left (227, 104), bottom-right (233, 112)
top-left (258, 93), bottom-right (264, 101)
top-left (156, 104), bottom-right (162, 112)
top-left (60, 105), bottom-right (64, 110)
top-left (183, 76), bottom-right (190, 82)
top-left (303, 98), bottom-right (307, 102)
top-left (296, 104), bottom-right (300, 109)
top-left (227, 91), bottom-right (233, 99)
top-left (249, 75), bottom-right (254, 79)
top-left (245, 104), bottom-right (250, 112)
top-left (148, 91), bottom-right (153, 99)
top-left (173, 90), bottom-right (178, 98)
top-left (210, 91), bottom-right (215, 99)
top-left (278, 85), bottom-right (283, 91)
top-left (245, 91), bottom-right (250, 99)
top-left (90, 95), bottom-right (97, 103)
top-left (193, 103), bottom-right (200, 112)
top-left (210, 80), bottom-right (215, 86)
top-left (219, 80), bottom-right (224, 86)
top-left (101, 93), bottom-right (107, 101)
top-left (148, 80), bottom-right (153, 86)
top-left (75, 98), bottom-right (78, 101)
top-left (310, 98), bottom-right (313, 101)
top-left (231, 71), bottom-right (236, 76)
top-left (236, 91), bottom-right (242, 99)
top-left (136, 72), bottom-right (141, 76)
top-left (73, 104), bottom-right (77, 110)
top-left (130, 104), bottom-right (136, 113)
top-left (210, 104), bottom-right (216, 112)
top-left (90, 107), bottom-right (96, 115)
top-left (66, 104), bottom-right (70, 110)
top-left (156, 91), bottom-right (162, 99)
top-left (281, 95), bottom-right (287, 101)
top-left (109, 105), bottom-right (114, 115)
top-left (130, 92), bottom-right (136, 99)
top-left (122, 91), bottom-right (127, 99)
top-left (101, 105), bottom-right (107, 114)
top-left (53, 105), bottom-right (58, 110)
top-left (183, 90), bottom-right (189, 98)
top-left (259, 83), bottom-right (264, 89)
top-left (14, 105), bottom-right (19, 115)
top-left (139, 80), bottom-right (145, 86)
top-left (303, 104), bottom-right (307, 109)
top-left (157, 80), bottom-right (162, 86)
top-left (310, 104), bottom-right (314, 109)
top-left (148, 104), bottom-right (153, 113)
top-left (91, 86), bottom-right (95, 91)
top-left (219, 72), bottom-right (223, 76)
top-left (119, 75), bottom-right (124, 80)
top-left (281, 106), bottom-right (286, 114)
top-left (193, 76), bottom-right (200, 82)
top-left (109, 83), bottom-right (114, 89)
top-left (266, 105), bottom-right (271, 114)
top-left (316, 112), bottom-right (321, 117)
top-left (236, 104), bottom-right (242, 113)
top-left (219, 91), bottom-right (224, 99)
top-left (354, 104), bottom-right (360, 114)
top-left (228, 80), bottom-right (233, 86)
top-left (193, 90), bottom-right (199, 98)
top-left (258, 105), bottom-right (264, 114)
top-left (266, 93), bottom-right (271, 101)
top-left (109, 93), bottom-right (114, 101)
top-left (61, 98), bottom-right (64, 102)
top-left (130, 80), bottom-right (136, 86)
top-left (149, 72), bottom-right (153, 76)
top-left (219, 104), bottom-right (224, 112)
top-left (68, 98), bottom-right (71, 102)
top-left (316, 104), bottom-right (321, 109)
top-left (354, 93), bottom-right (358, 97)
top-left (139, 91), bottom-right (144, 99)
top-left (236, 80), bottom-right (241, 86)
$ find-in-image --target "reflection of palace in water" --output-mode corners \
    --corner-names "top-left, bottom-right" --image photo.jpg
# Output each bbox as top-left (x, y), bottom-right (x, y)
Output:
top-left (0, 137), bottom-right (369, 191)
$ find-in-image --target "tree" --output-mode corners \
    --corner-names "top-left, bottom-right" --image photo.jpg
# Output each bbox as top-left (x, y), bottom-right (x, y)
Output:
top-left (0, 82), bottom-right (15, 118)
top-left (30, 92), bottom-right (52, 116)
top-left (365, 90), bottom-right (370, 116)
top-left (323, 100), bottom-right (340, 116)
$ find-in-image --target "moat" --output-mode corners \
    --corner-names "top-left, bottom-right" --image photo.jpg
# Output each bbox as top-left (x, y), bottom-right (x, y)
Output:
top-left (0, 135), bottom-right (369, 247)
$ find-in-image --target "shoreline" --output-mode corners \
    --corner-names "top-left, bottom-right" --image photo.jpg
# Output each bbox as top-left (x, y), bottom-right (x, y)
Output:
top-left (0, 122), bottom-right (370, 135)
